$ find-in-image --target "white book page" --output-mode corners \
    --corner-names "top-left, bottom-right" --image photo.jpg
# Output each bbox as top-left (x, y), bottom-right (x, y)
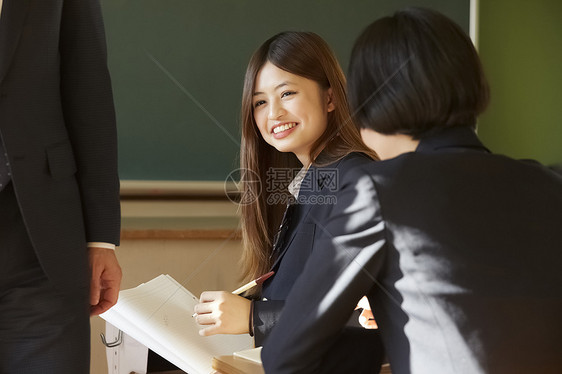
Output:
top-left (233, 346), bottom-right (263, 364)
top-left (101, 274), bottom-right (253, 374)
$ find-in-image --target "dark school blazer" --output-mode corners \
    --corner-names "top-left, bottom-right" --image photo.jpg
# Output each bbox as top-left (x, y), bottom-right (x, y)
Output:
top-left (263, 127), bottom-right (562, 373)
top-left (0, 0), bottom-right (120, 289)
top-left (254, 152), bottom-right (384, 373)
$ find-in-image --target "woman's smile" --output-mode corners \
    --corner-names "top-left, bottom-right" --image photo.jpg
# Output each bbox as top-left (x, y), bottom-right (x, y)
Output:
top-left (272, 122), bottom-right (299, 137)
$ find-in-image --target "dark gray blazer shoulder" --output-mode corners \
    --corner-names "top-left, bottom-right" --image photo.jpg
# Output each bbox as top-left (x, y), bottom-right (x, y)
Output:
top-left (262, 127), bottom-right (562, 373)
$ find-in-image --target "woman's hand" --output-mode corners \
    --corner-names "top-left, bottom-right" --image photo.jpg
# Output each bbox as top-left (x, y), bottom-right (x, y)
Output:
top-left (355, 296), bottom-right (378, 329)
top-left (194, 291), bottom-right (251, 336)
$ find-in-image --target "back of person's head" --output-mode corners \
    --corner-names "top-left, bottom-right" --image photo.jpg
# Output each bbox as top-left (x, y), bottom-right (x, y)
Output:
top-left (348, 7), bottom-right (490, 138)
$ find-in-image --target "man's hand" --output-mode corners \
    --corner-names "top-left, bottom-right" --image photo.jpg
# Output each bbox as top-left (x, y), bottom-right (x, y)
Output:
top-left (89, 247), bottom-right (122, 316)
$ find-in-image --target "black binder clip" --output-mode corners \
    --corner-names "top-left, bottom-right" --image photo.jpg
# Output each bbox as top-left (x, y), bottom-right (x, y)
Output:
top-left (100, 329), bottom-right (123, 347)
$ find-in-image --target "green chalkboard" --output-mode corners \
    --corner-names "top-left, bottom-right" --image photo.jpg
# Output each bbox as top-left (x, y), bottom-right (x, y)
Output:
top-left (478, 0), bottom-right (562, 167)
top-left (101, 0), bottom-right (470, 181)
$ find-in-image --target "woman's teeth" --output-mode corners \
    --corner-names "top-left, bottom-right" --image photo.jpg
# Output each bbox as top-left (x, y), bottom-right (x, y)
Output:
top-left (273, 122), bottom-right (297, 134)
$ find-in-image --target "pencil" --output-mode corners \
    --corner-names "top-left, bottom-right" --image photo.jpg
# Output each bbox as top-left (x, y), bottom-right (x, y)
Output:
top-left (231, 271), bottom-right (275, 295)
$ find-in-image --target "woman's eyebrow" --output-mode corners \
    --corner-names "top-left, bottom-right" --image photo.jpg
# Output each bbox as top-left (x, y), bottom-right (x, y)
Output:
top-left (253, 81), bottom-right (294, 96)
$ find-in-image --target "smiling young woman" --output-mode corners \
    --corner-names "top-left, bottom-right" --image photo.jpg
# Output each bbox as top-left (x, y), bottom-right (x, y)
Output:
top-left (194, 31), bottom-right (383, 373)
top-left (239, 32), bottom-right (378, 285)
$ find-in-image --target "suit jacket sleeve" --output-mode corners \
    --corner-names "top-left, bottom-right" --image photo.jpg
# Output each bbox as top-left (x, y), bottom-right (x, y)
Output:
top-left (59, 0), bottom-right (120, 245)
top-left (252, 299), bottom-right (285, 346)
top-left (261, 167), bottom-right (387, 373)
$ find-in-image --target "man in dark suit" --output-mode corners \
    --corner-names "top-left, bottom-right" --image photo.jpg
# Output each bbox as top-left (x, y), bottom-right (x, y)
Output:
top-left (0, 0), bottom-right (121, 372)
top-left (262, 8), bottom-right (562, 374)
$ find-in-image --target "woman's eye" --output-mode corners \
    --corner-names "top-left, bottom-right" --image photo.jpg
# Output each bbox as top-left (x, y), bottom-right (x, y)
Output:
top-left (281, 91), bottom-right (296, 98)
top-left (254, 100), bottom-right (266, 108)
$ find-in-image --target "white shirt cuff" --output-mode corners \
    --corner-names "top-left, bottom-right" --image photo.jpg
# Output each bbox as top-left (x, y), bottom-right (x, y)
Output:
top-left (87, 242), bottom-right (116, 250)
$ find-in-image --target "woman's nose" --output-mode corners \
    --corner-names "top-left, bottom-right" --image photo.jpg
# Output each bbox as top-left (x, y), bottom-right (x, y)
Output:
top-left (268, 100), bottom-right (285, 120)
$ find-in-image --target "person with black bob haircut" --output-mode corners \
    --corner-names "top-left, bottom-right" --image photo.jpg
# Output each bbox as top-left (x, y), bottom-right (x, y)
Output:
top-left (348, 6), bottom-right (489, 156)
top-left (261, 7), bottom-right (562, 374)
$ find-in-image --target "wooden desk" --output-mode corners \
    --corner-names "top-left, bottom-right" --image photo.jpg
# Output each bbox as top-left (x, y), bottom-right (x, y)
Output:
top-left (381, 363), bottom-right (392, 374)
top-left (212, 355), bottom-right (264, 374)
top-left (211, 356), bottom-right (391, 374)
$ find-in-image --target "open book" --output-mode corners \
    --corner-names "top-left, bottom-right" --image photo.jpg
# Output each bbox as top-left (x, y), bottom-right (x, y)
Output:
top-left (100, 274), bottom-right (253, 374)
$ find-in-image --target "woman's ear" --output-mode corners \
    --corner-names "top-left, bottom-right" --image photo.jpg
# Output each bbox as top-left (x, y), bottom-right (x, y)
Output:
top-left (326, 87), bottom-right (336, 112)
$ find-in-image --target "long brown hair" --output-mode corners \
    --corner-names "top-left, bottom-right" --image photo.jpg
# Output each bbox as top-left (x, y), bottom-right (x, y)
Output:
top-left (239, 31), bottom-right (377, 291)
